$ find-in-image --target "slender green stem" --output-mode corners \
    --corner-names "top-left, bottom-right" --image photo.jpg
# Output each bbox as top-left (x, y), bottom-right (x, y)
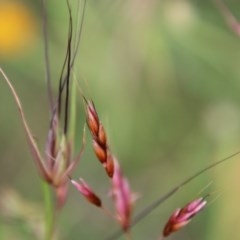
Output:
top-left (42, 181), bottom-right (55, 240)
top-left (69, 74), bottom-right (77, 147)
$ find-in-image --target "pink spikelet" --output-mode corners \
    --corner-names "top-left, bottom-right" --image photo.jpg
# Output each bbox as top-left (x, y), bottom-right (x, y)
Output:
top-left (111, 159), bottom-right (137, 232)
top-left (0, 68), bottom-right (85, 208)
top-left (43, 113), bottom-right (86, 208)
top-left (71, 178), bottom-right (102, 207)
top-left (163, 197), bottom-right (207, 237)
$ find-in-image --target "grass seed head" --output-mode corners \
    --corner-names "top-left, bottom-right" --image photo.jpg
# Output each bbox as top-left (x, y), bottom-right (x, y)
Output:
top-left (163, 197), bottom-right (207, 237)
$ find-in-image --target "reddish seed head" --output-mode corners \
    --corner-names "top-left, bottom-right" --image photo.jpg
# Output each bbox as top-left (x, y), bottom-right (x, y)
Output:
top-left (163, 197), bottom-right (207, 237)
top-left (85, 99), bottom-right (115, 178)
top-left (86, 101), bottom-right (99, 136)
top-left (71, 178), bottom-right (102, 207)
top-left (98, 124), bottom-right (107, 145)
top-left (105, 153), bottom-right (114, 178)
top-left (93, 139), bottom-right (107, 163)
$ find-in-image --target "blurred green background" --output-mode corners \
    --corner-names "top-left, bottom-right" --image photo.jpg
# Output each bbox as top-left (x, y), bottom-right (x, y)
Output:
top-left (0, 0), bottom-right (240, 239)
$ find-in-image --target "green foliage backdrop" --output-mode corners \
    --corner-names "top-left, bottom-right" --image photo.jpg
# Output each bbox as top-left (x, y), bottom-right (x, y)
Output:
top-left (0, 0), bottom-right (240, 239)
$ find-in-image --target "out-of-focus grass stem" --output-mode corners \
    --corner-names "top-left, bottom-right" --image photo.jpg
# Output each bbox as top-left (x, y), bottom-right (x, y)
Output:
top-left (42, 181), bottom-right (55, 240)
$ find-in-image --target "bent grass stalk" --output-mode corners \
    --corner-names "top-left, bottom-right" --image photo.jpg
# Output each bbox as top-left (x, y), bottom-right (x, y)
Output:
top-left (0, 68), bottom-right (57, 240)
top-left (0, 68), bottom-right (47, 177)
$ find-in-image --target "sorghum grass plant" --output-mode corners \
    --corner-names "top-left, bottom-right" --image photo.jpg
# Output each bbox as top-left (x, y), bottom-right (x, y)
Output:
top-left (0, 0), bottom-right (240, 239)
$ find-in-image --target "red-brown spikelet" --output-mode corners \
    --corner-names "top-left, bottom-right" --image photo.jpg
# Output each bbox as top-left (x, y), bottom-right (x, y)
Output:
top-left (163, 197), bottom-right (207, 237)
top-left (71, 178), bottom-right (102, 207)
top-left (86, 100), bottom-right (100, 137)
top-left (85, 99), bottom-right (114, 178)
top-left (105, 153), bottom-right (114, 178)
top-left (93, 139), bottom-right (106, 164)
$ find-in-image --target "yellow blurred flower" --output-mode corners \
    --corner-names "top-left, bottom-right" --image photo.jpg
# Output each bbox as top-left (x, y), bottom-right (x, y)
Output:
top-left (0, 1), bottom-right (37, 58)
